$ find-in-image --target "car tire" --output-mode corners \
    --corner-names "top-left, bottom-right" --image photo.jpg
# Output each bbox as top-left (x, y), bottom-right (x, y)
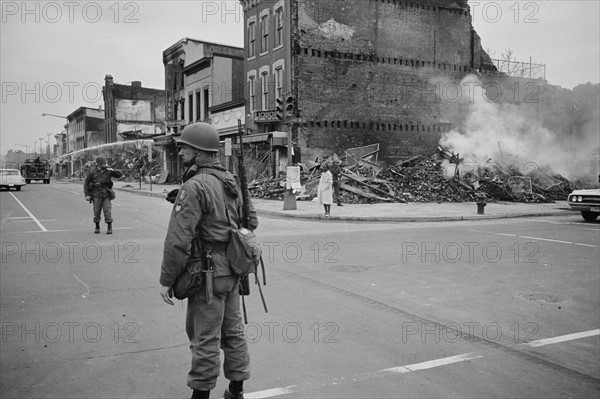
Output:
top-left (581, 211), bottom-right (599, 222)
top-left (15, 186), bottom-right (21, 191)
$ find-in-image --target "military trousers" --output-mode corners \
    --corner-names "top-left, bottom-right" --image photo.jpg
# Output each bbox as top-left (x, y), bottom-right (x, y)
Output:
top-left (185, 275), bottom-right (250, 391)
top-left (92, 197), bottom-right (113, 223)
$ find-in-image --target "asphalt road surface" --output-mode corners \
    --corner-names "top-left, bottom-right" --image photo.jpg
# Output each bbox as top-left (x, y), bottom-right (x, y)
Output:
top-left (1, 182), bottom-right (599, 398)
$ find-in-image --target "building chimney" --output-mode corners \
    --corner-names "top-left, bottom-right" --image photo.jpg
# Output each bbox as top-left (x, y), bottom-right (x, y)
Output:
top-left (131, 81), bottom-right (142, 88)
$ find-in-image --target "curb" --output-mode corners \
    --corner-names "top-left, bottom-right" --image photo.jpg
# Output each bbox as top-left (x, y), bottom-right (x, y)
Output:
top-left (59, 180), bottom-right (574, 222)
top-left (256, 209), bottom-right (573, 223)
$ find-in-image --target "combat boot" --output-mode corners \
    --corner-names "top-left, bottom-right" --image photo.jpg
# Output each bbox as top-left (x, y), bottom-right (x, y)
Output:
top-left (106, 223), bottom-right (112, 235)
top-left (223, 388), bottom-right (243, 399)
top-left (224, 380), bottom-right (244, 399)
top-left (191, 389), bottom-right (210, 399)
top-left (94, 223), bottom-right (100, 234)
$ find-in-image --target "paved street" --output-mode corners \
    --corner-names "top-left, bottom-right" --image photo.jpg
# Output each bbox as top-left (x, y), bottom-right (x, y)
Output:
top-left (1, 182), bottom-right (599, 398)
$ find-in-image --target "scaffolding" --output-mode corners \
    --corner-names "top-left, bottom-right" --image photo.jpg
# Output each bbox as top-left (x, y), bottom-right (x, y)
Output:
top-left (491, 57), bottom-right (546, 80)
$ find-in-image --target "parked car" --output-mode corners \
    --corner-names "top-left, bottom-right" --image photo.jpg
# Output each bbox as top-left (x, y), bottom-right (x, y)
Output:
top-left (0, 169), bottom-right (26, 191)
top-left (568, 188), bottom-right (600, 221)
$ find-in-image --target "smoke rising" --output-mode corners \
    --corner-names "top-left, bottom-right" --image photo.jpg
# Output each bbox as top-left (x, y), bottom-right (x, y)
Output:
top-left (438, 75), bottom-right (599, 181)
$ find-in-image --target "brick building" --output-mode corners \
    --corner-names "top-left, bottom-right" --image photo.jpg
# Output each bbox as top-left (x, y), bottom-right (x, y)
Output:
top-left (102, 75), bottom-right (166, 143)
top-left (239, 0), bottom-right (540, 164)
top-left (160, 38), bottom-right (245, 179)
top-left (65, 106), bottom-right (104, 152)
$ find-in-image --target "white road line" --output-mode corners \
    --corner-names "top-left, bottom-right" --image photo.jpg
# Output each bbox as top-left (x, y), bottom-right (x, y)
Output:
top-left (6, 217), bottom-right (31, 220)
top-left (9, 193), bottom-right (47, 232)
top-left (23, 229), bottom-right (71, 233)
top-left (524, 329), bottom-right (600, 348)
top-left (530, 219), bottom-right (600, 231)
top-left (520, 235), bottom-right (573, 244)
top-left (574, 243), bottom-right (598, 248)
top-left (380, 352), bottom-right (484, 374)
top-left (244, 328), bottom-right (600, 397)
top-left (467, 229), bottom-right (597, 248)
top-left (245, 386), bottom-right (300, 399)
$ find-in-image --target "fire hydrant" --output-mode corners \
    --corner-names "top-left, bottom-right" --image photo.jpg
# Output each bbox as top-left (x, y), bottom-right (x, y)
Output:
top-left (475, 192), bottom-right (487, 215)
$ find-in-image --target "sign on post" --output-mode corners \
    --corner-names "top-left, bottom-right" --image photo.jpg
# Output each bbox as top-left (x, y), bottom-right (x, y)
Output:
top-left (224, 138), bottom-right (232, 157)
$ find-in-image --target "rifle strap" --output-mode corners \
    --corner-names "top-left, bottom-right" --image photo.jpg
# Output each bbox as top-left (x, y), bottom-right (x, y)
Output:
top-left (197, 166), bottom-right (268, 315)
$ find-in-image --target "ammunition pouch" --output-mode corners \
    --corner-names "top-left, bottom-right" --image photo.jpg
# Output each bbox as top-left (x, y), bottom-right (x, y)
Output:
top-left (107, 188), bottom-right (116, 200)
top-left (172, 239), bottom-right (205, 300)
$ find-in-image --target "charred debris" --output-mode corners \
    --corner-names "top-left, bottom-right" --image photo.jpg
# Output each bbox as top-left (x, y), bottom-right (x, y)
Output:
top-left (248, 146), bottom-right (579, 204)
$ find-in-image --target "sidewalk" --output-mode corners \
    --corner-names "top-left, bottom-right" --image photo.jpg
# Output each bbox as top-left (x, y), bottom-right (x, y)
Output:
top-left (104, 180), bottom-right (575, 222)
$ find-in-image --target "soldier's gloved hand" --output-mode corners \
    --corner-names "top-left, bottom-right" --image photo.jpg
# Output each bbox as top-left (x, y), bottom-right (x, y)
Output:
top-left (85, 196), bottom-right (91, 202)
top-left (166, 189), bottom-right (179, 203)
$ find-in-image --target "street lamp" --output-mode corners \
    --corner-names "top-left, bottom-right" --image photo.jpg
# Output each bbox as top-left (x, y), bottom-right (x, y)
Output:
top-left (42, 113), bottom-right (69, 152)
top-left (42, 112), bottom-right (68, 119)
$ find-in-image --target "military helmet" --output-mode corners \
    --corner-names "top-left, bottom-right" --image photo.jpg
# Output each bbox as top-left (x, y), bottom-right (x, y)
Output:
top-left (95, 156), bottom-right (107, 164)
top-left (178, 122), bottom-right (219, 152)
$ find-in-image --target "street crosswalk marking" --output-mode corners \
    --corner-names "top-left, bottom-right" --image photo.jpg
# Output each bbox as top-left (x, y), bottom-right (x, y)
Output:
top-left (524, 329), bottom-right (600, 348)
top-left (467, 229), bottom-right (598, 248)
top-left (530, 219), bottom-right (600, 231)
top-left (245, 386), bottom-right (300, 399)
top-left (244, 328), bottom-right (600, 398)
top-left (379, 352), bottom-right (484, 374)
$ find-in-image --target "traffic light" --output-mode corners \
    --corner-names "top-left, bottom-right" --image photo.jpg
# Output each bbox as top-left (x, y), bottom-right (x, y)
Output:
top-left (276, 97), bottom-right (284, 120)
top-left (285, 95), bottom-right (295, 119)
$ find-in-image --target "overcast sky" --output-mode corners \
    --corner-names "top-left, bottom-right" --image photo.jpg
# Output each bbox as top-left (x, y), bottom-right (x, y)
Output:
top-left (1, 0), bottom-right (598, 154)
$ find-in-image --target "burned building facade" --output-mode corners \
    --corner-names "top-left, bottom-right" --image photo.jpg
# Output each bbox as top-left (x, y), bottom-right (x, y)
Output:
top-left (240, 0), bottom-right (541, 163)
top-left (102, 75), bottom-right (166, 143)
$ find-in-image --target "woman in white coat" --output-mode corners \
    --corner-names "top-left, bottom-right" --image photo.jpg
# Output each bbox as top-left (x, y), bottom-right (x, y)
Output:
top-left (317, 162), bottom-right (333, 216)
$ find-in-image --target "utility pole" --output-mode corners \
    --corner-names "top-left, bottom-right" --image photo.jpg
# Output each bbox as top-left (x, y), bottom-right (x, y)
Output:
top-left (39, 138), bottom-right (45, 158)
top-left (42, 113), bottom-right (70, 177)
top-left (46, 133), bottom-right (52, 158)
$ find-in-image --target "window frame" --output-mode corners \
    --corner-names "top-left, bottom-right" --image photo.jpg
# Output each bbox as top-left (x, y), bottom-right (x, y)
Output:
top-left (261, 71), bottom-right (269, 111)
top-left (248, 20), bottom-right (256, 59)
top-left (274, 7), bottom-right (284, 49)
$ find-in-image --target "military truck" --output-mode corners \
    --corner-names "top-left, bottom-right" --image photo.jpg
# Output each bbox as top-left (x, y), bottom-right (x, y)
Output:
top-left (20, 158), bottom-right (51, 184)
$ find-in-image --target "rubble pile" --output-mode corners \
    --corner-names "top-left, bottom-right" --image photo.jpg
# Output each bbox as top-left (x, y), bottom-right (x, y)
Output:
top-left (248, 148), bottom-right (578, 204)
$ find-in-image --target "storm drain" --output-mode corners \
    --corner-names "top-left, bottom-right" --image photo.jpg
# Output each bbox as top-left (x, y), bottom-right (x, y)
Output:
top-left (517, 292), bottom-right (570, 304)
top-left (329, 265), bottom-right (369, 273)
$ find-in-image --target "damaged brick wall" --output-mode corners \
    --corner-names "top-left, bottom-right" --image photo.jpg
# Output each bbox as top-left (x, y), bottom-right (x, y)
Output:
top-left (294, 0), bottom-right (499, 162)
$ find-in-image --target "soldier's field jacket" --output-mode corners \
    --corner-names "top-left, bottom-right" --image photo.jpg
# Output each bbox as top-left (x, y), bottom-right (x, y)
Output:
top-left (84, 167), bottom-right (123, 199)
top-left (160, 158), bottom-right (258, 288)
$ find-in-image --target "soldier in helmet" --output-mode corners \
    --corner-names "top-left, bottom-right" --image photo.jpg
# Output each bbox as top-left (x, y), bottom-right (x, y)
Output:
top-left (84, 156), bottom-right (122, 234)
top-left (159, 122), bottom-right (258, 399)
